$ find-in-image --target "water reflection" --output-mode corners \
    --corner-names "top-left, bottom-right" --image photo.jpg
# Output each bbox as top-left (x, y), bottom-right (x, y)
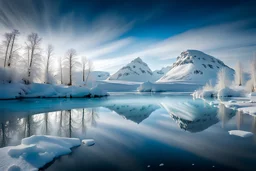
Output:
top-left (106, 104), bottom-right (159, 124)
top-left (0, 108), bottom-right (98, 147)
top-left (0, 96), bottom-right (239, 147)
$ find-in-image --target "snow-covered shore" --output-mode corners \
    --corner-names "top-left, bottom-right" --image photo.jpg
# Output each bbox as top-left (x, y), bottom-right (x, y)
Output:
top-left (198, 93), bottom-right (256, 117)
top-left (0, 83), bottom-right (109, 100)
top-left (192, 86), bottom-right (246, 98)
top-left (0, 135), bottom-right (81, 171)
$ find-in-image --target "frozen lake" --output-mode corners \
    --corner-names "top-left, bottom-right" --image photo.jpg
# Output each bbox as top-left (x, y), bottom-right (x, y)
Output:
top-left (0, 93), bottom-right (255, 171)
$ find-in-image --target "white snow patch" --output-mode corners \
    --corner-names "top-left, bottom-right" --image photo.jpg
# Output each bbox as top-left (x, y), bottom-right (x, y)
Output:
top-left (0, 135), bottom-right (81, 171)
top-left (82, 139), bottom-right (95, 146)
top-left (228, 130), bottom-right (253, 138)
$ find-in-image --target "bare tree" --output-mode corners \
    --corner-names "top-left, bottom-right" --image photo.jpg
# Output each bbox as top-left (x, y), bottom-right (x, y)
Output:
top-left (65, 49), bottom-right (78, 86)
top-left (45, 44), bottom-right (54, 84)
top-left (234, 61), bottom-right (243, 86)
top-left (26, 33), bottom-right (42, 83)
top-left (7, 29), bottom-right (20, 67)
top-left (3, 32), bottom-right (12, 67)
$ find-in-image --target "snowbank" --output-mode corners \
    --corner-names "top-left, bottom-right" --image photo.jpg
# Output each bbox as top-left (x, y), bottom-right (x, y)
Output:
top-left (228, 130), bottom-right (253, 138)
top-left (192, 87), bottom-right (246, 98)
top-left (218, 87), bottom-right (244, 97)
top-left (0, 135), bottom-right (81, 171)
top-left (138, 81), bottom-right (201, 92)
top-left (0, 83), bottom-right (109, 99)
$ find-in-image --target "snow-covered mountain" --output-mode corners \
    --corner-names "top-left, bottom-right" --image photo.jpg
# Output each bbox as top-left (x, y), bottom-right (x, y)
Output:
top-left (108, 57), bottom-right (154, 82)
top-left (152, 66), bottom-right (172, 81)
top-left (158, 50), bottom-right (234, 85)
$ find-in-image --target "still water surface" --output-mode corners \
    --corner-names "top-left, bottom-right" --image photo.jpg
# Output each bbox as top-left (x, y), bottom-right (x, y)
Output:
top-left (0, 93), bottom-right (255, 171)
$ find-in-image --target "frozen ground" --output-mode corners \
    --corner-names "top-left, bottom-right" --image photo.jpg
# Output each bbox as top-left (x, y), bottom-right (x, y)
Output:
top-left (0, 135), bottom-right (81, 171)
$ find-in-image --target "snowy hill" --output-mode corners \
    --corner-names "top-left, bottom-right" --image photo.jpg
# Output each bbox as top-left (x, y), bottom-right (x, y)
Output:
top-left (152, 66), bottom-right (172, 81)
top-left (108, 57), bottom-right (153, 82)
top-left (158, 50), bottom-right (234, 85)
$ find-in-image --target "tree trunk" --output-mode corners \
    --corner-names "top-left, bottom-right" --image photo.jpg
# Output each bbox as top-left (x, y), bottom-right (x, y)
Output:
top-left (4, 38), bottom-right (11, 68)
top-left (7, 34), bottom-right (16, 67)
top-left (28, 47), bottom-right (35, 80)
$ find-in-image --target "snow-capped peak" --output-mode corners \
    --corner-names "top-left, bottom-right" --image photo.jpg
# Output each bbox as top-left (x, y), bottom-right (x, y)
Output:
top-left (108, 57), bottom-right (153, 82)
top-left (158, 50), bottom-right (234, 85)
top-left (132, 57), bottom-right (143, 63)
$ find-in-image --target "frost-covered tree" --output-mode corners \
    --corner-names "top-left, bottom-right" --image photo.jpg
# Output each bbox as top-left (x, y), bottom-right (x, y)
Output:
top-left (216, 68), bottom-right (229, 90)
top-left (7, 29), bottom-right (20, 67)
top-left (3, 32), bottom-right (12, 67)
top-left (234, 61), bottom-right (243, 86)
top-left (45, 44), bottom-right (54, 84)
top-left (26, 33), bottom-right (42, 83)
top-left (64, 49), bottom-right (78, 85)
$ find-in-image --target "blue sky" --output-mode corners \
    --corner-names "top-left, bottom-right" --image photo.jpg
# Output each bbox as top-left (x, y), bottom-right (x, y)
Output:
top-left (0, 0), bottom-right (256, 73)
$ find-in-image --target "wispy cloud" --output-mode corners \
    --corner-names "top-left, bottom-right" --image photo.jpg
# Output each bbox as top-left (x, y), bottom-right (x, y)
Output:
top-left (93, 19), bottom-right (256, 72)
top-left (0, 0), bottom-right (255, 73)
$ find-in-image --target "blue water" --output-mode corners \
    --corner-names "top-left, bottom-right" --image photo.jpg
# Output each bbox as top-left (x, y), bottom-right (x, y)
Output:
top-left (0, 93), bottom-right (255, 171)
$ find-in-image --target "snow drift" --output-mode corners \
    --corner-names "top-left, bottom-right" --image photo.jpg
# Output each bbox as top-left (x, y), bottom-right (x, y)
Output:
top-left (0, 135), bottom-right (81, 171)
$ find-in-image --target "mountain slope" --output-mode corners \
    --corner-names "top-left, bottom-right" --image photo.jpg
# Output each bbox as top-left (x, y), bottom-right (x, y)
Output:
top-left (152, 66), bottom-right (172, 81)
top-left (158, 50), bottom-right (234, 84)
top-left (108, 57), bottom-right (153, 82)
